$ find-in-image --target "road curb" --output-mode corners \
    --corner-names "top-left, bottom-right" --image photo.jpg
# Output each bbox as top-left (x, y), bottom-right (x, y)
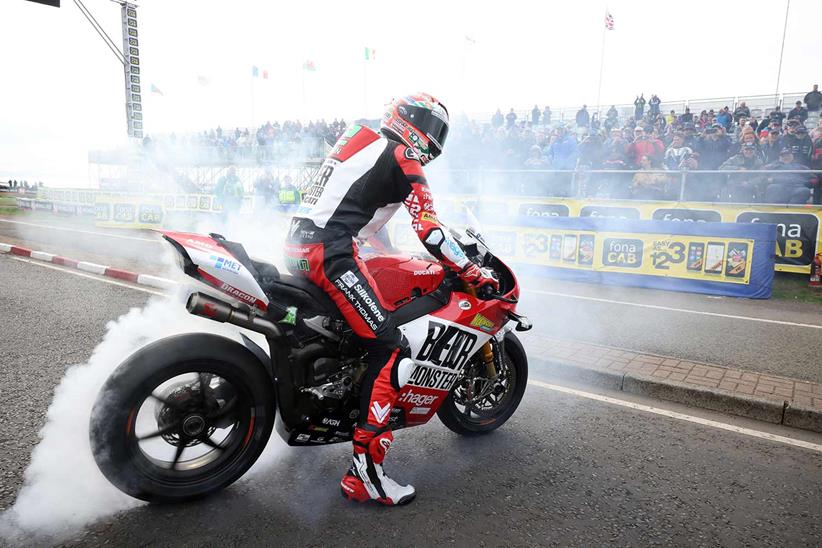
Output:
top-left (0, 242), bottom-right (176, 290)
top-left (621, 372), bottom-right (786, 424)
top-left (532, 357), bottom-right (822, 433)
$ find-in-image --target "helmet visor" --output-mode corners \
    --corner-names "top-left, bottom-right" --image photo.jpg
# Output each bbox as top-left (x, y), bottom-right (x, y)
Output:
top-left (398, 105), bottom-right (449, 157)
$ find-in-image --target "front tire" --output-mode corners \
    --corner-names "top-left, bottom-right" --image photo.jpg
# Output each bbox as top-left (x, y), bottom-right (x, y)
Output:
top-left (437, 332), bottom-right (528, 436)
top-left (89, 334), bottom-right (275, 503)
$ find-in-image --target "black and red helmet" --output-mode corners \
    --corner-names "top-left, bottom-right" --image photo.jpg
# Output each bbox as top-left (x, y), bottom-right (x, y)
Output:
top-left (381, 93), bottom-right (449, 165)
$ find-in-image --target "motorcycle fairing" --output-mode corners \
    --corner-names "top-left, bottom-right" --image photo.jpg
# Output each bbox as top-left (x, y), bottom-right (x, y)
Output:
top-left (160, 230), bottom-right (270, 312)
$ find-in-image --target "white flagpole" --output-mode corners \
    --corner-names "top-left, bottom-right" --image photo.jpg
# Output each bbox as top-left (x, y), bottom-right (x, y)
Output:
top-left (595, 9), bottom-right (608, 123)
top-left (774, 0), bottom-right (791, 105)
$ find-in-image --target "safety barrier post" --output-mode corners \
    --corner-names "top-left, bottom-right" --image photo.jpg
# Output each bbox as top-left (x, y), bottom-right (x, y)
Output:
top-left (678, 171), bottom-right (687, 201)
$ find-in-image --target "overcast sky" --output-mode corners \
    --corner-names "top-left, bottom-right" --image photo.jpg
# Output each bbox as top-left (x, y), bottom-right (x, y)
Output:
top-left (1, 0), bottom-right (820, 186)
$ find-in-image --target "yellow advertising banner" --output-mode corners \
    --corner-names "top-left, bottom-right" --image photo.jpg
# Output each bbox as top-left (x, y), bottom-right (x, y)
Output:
top-left (94, 194), bottom-right (164, 229)
top-left (437, 195), bottom-right (821, 274)
top-left (514, 227), bottom-right (754, 284)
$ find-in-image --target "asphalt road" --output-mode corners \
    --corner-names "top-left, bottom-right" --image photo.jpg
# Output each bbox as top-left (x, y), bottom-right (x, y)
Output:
top-left (1, 254), bottom-right (822, 546)
top-left (4, 212), bottom-right (821, 382)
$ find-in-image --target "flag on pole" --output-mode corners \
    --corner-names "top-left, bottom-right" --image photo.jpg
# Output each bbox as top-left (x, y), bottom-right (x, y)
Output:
top-left (605, 11), bottom-right (615, 30)
top-left (252, 65), bottom-right (259, 77)
top-left (364, 47), bottom-right (376, 61)
top-left (150, 83), bottom-right (164, 96)
top-left (302, 60), bottom-right (316, 72)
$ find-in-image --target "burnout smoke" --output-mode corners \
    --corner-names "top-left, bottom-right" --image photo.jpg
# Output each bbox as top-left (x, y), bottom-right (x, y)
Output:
top-left (0, 293), bottom-right (269, 541)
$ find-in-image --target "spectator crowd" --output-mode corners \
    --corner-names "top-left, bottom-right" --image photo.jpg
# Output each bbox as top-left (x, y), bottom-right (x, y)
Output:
top-left (449, 85), bottom-right (822, 204)
top-left (110, 86), bottom-right (822, 205)
top-left (142, 118), bottom-right (348, 165)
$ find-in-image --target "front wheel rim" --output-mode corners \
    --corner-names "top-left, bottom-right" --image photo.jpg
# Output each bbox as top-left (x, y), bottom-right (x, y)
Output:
top-left (451, 352), bottom-right (517, 424)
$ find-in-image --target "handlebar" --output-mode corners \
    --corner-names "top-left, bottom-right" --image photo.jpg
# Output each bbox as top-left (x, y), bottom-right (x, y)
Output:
top-left (476, 284), bottom-right (518, 303)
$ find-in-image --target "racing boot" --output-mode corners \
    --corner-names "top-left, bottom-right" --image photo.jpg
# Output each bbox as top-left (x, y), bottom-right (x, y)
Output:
top-left (340, 430), bottom-right (415, 506)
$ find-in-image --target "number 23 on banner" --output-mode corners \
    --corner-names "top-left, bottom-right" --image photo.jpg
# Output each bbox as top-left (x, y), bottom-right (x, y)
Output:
top-left (650, 240), bottom-right (685, 270)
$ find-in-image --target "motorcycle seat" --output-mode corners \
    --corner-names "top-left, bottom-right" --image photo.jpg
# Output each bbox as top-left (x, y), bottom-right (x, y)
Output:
top-left (264, 274), bottom-right (343, 320)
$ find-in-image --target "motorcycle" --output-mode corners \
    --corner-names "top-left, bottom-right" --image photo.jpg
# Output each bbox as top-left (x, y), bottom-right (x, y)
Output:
top-left (89, 221), bottom-right (532, 503)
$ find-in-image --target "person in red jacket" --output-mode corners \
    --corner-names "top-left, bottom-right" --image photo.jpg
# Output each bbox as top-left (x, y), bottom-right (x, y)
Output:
top-left (284, 93), bottom-right (498, 506)
top-left (626, 126), bottom-right (664, 168)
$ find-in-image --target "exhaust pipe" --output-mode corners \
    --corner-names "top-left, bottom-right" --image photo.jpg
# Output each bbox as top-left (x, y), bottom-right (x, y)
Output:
top-left (186, 292), bottom-right (284, 340)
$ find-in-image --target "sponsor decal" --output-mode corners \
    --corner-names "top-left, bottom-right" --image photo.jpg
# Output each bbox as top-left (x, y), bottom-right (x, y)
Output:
top-left (303, 159), bottom-right (337, 206)
top-left (404, 147), bottom-right (419, 161)
top-left (415, 321), bottom-right (478, 370)
top-left (379, 438), bottom-right (392, 452)
top-left (308, 425), bottom-right (328, 433)
top-left (334, 431), bottom-right (351, 437)
top-left (458, 300), bottom-right (471, 310)
top-left (444, 237), bottom-right (467, 262)
top-left (286, 257), bottom-right (310, 272)
top-left (469, 313), bottom-right (495, 332)
top-left (398, 389), bottom-right (440, 407)
top-left (602, 238), bottom-right (643, 268)
top-left (210, 255), bottom-right (242, 274)
top-left (518, 203), bottom-right (570, 217)
top-left (413, 269), bottom-right (437, 276)
top-left (333, 274), bottom-right (386, 331)
top-left (185, 237), bottom-right (220, 252)
top-left (295, 433), bottom-right (310, 442)
top-left (340, 270), bottom-right (358, 288)
top-left (219, 281), bottom-right (259, 306)
top-left (580, 206), bottom-right (640, 220)
top-left (322, 417), bottom-right (341, 427)
top-left (652, 208), bottom-right (721, 223)
top-left (420, 212), bottom-right (437, 223)
top-left (370, 401), bottom-right (391, 424)
top-left (410, 407), bottom-right (431, 415)
top-left (407, 365), bottom-right (460, 390)
top-left (737, 212), bottom-right (818, 267)
top-left (349, 409), bottom-right (359, 419)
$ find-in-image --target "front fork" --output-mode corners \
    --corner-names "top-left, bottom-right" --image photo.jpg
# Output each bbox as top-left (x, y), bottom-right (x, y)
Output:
top-left (464, 283), bottom-right (498, 380)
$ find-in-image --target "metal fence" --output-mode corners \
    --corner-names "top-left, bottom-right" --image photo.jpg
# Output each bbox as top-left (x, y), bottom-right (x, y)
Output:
top-left (479, 90), bottom-right (815, 126)
top-left (427, 168), bottom-right (822, 206)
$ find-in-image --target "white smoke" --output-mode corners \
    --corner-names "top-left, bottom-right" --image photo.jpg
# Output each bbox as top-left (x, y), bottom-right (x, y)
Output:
top-left (0, 292), bottom-right (276, 543)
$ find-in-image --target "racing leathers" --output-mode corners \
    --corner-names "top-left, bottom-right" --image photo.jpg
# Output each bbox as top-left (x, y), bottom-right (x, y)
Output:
top-left (284, 124), bottom-right (495, 505)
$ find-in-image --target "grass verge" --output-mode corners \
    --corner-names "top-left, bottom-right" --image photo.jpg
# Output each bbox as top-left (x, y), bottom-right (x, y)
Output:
top-left (771, 272), bottom-right (822, 305)
top-left (0, 195), bottom-right (21, 215)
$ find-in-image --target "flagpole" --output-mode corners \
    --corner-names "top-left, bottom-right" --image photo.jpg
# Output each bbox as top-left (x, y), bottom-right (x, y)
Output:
top-left (363, 54), bottom-right (367, 116)
top-left (774, 0), bottom-right (790, 105)
top-left (595, 8), bottom-right (608, 123)
top-left (250, 70), bottom-right (255, 129)
top-left (301, 65), bottom-right (307, 120)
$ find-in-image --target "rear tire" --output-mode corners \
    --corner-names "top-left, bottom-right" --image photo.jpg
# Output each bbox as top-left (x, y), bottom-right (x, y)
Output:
top-left (437, 332), bottom-right (528, 436)
top-left (89, 334), bottom-right (275, 503)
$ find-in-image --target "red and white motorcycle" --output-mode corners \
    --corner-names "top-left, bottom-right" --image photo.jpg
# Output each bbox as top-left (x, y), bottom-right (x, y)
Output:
top-left (90, 222), bottom-right (531, 503)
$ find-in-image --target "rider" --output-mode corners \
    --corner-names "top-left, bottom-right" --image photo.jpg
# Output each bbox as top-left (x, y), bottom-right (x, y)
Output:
top-left (284, 93), bottom-right (498, 505)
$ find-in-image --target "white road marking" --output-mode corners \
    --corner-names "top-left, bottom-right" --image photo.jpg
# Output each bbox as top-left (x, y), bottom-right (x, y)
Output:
top-left (7, 255), bottom-right (166, 297)
top-left (0, 218), bottom-right (159, 243)
top-left (530, 379), bottom-right (822, 454)
top-left (530, 289), bottom-right (822, 330)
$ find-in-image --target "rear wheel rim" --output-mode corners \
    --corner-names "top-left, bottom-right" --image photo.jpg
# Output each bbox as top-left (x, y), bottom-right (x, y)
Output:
top-left (123, 365), bottom-right (257, 483)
